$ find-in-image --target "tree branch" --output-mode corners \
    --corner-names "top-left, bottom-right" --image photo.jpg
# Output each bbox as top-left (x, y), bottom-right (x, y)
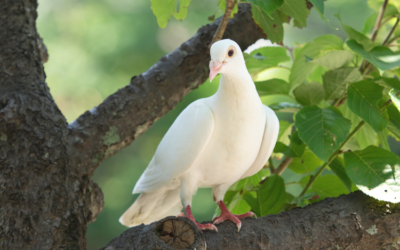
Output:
top-left (211, 0), bottom-right (236, 45)
top-left (102, 191), bottom-right (400, 249)
top-left (371, 0), bottom-right (389, 42)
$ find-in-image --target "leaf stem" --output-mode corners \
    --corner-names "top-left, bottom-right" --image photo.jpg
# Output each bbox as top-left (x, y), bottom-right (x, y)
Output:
top-left (371, 0), bottom-right (389, 42)
top-left (382, 15), bottom-right (400, 46)
top-left (275, 157), bottom-right (293, 175)
top-left (210, 0), bottom-right (236, 46)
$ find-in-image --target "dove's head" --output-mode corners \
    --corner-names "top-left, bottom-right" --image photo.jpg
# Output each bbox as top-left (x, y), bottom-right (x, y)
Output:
top-left (209, 39), bottom-right (245, 81)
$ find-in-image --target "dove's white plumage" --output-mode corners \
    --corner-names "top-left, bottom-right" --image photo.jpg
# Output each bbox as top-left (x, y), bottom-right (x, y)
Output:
top-left (120, 39), bottom-right (279, 228)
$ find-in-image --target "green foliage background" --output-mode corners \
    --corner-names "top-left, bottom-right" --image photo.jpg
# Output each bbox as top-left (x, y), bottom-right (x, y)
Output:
top-left (36, 0), bottom-right (399, 249)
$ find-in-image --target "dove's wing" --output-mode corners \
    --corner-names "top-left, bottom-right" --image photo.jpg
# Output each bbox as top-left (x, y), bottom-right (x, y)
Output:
top-left (133, 100), bottom-right (214, 194)
top-left (240, 105), bottom-right (279, 179)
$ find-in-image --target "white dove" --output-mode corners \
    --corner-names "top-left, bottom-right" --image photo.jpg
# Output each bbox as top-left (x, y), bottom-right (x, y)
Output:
top-left (119, 39), bottom-right (279, 232)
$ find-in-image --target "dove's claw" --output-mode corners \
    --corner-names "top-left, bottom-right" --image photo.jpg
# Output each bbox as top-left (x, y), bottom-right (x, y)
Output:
top-left (176, 212), bottom-right (185, 218)
top-left (183, 205), bottom-right (219, 232)
top-left (213, 201), bottom-right (256, 231)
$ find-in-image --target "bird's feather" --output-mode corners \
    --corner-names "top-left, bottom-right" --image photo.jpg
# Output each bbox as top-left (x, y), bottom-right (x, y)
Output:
top-left (240, 105), bottom-right (279, 179)
top-left (133, 100), bottom-right (214, 194)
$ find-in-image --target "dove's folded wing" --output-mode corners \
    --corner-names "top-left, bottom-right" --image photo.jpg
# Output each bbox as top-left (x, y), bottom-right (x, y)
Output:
top-left (240, 105), bottom-right (279, 179)
top-left (133, 100), bottom-right (214, 194)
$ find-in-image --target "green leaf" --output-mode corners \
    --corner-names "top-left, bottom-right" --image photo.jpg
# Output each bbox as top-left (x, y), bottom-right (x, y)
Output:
top-left (150, 0), bottom-right (192, 28)
top-left (229, 168), bottom-right (270, 191)
top-left (242, 175), bottom-right (286, 217)
top-left (323, 67), bottom-right (362, 100)
top-left (293, 83), bottom-right (325, 106)
top-left (311, 51), bottom-right (354, 70)
top-left (377, 77), bottom-right (400, 92)
top-left (329, 157), bottom-right (352, 192)
top-left (347, 80), bottom-right (388, 132)
top-left (339, 102), bottom-right (377, 149)
top-left (255, 79), bottom-right (290, 96)
top-left (347, 40), bottom-right (400, 74)
top-left (246, 0), bottom-right (284, 17)
top-left (270, 102), bottom-right (303, 113)
top-left (378, 130), bottom-right (390, 151)
top-left (246, 47), bottom-right (290, 76)
top-left (279, 0), bottom-right (308, 28)
top-left (299, 174), bottom-right (349, 197)
top-left (251, 5), bottom-right (284, 44)
top-left (218, 0), bottom-right (238, 18)
top-left (308, 0), bottom-right (325, 19)
top-left (296, 106), bottom-right (351, 161)
top-left (344, 146), bottom-right (400, 203)
top-left (290, 35), bottom-right (343, 88)
top-left (288, 149), bottom-right (321, 174)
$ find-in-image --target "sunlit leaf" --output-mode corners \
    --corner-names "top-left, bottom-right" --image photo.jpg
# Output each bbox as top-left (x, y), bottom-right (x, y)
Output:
top-left (390, 89), bottom-right (400, 111)
top-left (251, 5), bottom-right (284, 44)
top-left (279, 0), bottom-right (309, 28)
top-left (293, 83), bottom-right (325, 106)
top-left (347, 80), bottom-right (388, 132)
top-left (308, 0), bottom-right (325, 19)
top-left (242, 175), bottom-right (286, 217)
top-left (229, 168), bottom-right (270, 191)
top-left (296, 106), bottom-right (351, 161)
top-left (323, 67), bottom-right (362, 100)
top-left (344, 146), bottom-right (400, 203)
top-left (278, 120), bottom-right (293, 145)
top-left (273, 130), bottom-right (306, 157)
top-left (290, 35), bottom-right (343, 88)
top-left (246, 47), bottom-right (290, 76)
top-left (311, 51), bottom-right (353, 70)
top-left (347, 40), bottom-right (400, 74)
top-left (255, 79), bottom-right (290, 96)
top-left (151, 0), bottom-right (192, 28)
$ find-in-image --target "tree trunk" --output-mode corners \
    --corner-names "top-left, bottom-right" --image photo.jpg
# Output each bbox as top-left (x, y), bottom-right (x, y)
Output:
top-left (101, 191), bottom-right (400, 250)
top-left (1, 1), bottom-right (398, 250)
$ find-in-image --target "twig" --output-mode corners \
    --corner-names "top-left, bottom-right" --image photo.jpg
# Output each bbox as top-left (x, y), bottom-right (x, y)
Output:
top-left (382, 15), bottom-right (400, 46)
top-left (371, 0), bottom-right (389, 42)
top-left (210, 0), bottom-right (236, 46)
top-left (274, 157), bottom-right (293, 176)
top-left (268, 157), bottom-right (275, 173)
top-left (359, 0), bottom-right (389, 72)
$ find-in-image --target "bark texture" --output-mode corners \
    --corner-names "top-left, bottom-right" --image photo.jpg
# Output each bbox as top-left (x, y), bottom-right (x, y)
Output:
top-left (102, 191), bottom-right (400, 250)
top-left (2, 0), bottom-right (398, 250)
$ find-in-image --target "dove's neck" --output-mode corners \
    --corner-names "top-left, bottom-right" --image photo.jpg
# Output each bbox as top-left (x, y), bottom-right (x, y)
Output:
top-left (215, 69), bottom-right (260, 104)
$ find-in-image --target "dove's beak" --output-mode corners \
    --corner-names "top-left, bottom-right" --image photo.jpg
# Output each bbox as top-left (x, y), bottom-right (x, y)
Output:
top-left (209, 59), bottom-right (224, 82)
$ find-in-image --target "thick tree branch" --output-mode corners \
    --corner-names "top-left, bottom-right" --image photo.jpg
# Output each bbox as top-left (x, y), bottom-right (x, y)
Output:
top-left (102, 191), bottom-right (400, 249)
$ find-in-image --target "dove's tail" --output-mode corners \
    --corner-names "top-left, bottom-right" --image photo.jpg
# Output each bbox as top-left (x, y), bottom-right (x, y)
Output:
top-left (119, 185), bottom-right (182, 227)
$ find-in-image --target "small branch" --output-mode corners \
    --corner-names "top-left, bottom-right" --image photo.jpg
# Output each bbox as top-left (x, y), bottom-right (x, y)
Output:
top-left (274, 157), bottom-right (293, 176)
top-left (382, 15), bottom-right (400, 46)
top-left (371, 0), bottom-right (389, 42)
top-left (210, 0), bottom-right (236, 45)
top-left (298, 120), bottom-right (366, 197)
top-left (268, 157), bottom-right (275, 173)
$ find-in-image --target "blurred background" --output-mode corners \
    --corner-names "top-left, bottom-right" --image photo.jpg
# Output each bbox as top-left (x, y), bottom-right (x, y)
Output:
top-left (36, 0), bottom-right (380, 249)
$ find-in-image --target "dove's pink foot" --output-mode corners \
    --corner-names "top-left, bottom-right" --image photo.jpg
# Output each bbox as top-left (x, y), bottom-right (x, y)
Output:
top-left (184, 205), bottom-right (218, 232)
top-left (213, 200), bottom-right (256, 232)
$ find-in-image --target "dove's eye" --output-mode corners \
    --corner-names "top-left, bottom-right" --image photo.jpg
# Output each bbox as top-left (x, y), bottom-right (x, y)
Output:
top-left (227, 45), bottom-right (236, 58)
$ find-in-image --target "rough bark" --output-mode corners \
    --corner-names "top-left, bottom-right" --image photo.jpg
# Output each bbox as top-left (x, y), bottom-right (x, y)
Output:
top-left (102, 191), bottom-right (400, 250)
top-left (2, 0), bottom-right (398, 250)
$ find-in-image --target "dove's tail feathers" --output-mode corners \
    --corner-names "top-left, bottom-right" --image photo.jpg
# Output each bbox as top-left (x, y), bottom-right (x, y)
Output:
top-left (119, 186), bottom-right (182, 227)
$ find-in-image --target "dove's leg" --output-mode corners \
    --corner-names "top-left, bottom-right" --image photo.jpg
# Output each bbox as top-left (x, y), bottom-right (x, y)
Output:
top-left (180, 174), bottom-right (218, 232)
top-left (212, 184), bottom-right (256, 232)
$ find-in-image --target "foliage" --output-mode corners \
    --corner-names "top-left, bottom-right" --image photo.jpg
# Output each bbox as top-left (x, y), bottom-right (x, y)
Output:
top-left (151, 0), bottom-right (400, 215)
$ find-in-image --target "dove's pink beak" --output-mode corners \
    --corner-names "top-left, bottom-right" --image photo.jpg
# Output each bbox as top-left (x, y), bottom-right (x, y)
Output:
top-left (209, 60), bottom-right (224, 82)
